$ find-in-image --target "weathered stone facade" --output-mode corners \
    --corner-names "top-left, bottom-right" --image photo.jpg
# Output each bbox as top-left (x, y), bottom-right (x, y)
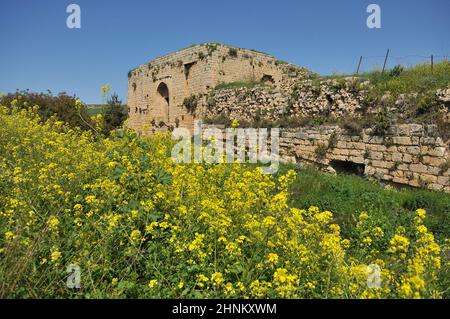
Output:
top-left (127, 43), bottom-right (309, 133)
top-left (202, 123), bottom-right (450, 192)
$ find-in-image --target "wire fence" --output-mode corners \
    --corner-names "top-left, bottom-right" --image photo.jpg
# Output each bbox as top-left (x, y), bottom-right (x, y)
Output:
top-left (354, 50), bottom-right (449, 75)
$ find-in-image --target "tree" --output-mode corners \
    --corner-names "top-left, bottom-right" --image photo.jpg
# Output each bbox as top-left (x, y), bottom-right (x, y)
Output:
top-left (103, 93), bottom-right (127, 133)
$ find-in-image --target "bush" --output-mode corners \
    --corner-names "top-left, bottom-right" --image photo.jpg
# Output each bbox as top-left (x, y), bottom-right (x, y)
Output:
top-left (228, 48), bottom-right (238, 58)
top-left (182, 94), bottom-right (199, 114)
top-left (389, 65), bottom-right (404, 78)
top-left (372, 109), bottom-right (392, 135)
top-left (0, 90), bottom-right (94, 131)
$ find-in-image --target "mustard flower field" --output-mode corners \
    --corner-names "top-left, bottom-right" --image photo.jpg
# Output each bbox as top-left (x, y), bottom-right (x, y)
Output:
top-left (0, 104), bottom-right (448, 298)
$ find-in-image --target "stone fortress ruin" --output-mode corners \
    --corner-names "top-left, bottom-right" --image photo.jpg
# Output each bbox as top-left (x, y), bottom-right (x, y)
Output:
top-left (127, 43), bottom-right (309, 132)
top-left (127, 43), bottom-right (449, 193)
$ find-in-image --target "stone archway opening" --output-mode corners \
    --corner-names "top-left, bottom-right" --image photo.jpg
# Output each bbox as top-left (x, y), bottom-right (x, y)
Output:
top-left (157, 82), bottom-right (170, 122)
top-left (330, 160), bottom-right (365, 176)
top-left (157, 82), bottom-right (170, 105)
top-left (261, 74), bottom-right (275, 84)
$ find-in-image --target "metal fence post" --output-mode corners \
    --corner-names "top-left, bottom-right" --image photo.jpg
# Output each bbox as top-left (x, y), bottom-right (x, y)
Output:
top-left (356, 56), bottom-right (363, 75)
top-left (431, 55), bottom-right (434, 73)
top-left (381, 49), bottom-right (390, 74)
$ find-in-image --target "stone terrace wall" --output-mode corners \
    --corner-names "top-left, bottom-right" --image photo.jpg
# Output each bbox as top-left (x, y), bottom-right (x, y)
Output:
top-left (204, 80), bottom-right (366, 122)
top-left (205, 82), bottom-right (450, 123)
top-left (202, 123), bottom-right (450, 192)
top-left (280, 124), bottom-right (449, 192)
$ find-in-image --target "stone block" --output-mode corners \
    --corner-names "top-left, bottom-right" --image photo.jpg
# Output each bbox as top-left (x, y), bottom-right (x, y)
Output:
top-left (372, 160), bottom-right (394, 169)
top-left (393, 177), bottom-right (409, 184)
top-left (419, 174), bottom-right (438, 184)
top-left (410, 163), bottom-right (428, 174)
top-left (349, 156), bottom-right (365, 164)
top-left (370, 151), bottom-right (384, 160)
top-left (406, 146), bottom-right (420, 155)
top-left (403, 154), bottom-right (413, 163)
top-left (437, 176), bottom-right (449, 185)
top-left (393, 137), bottom-right (412, 145)
top-left (428, 184), bottom-right (444, 191)
top-left (392, 153), bottom-right (403, 162)
top-left (428, 147), bottom-right (446, 157)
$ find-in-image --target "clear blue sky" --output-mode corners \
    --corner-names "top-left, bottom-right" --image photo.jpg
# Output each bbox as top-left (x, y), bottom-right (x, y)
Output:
top-left (0, 0), bottom-right (449, 104)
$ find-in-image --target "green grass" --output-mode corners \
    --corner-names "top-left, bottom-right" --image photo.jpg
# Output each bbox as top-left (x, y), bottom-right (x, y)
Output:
top-left (215, 80), bottom-right (266, 90)
top-left (276, 164), bottom-right (450, 242)
top-left (277, 163), bottom-right (450, 298)
top-left (314, 61), bottom-right (450, 99)
top-left (87, 104), bottom-right (127, 116)
top-left (360, 61), bottom-right (449, 92)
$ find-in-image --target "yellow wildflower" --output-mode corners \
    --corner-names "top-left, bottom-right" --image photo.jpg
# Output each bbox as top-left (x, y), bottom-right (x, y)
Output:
top-left (267, 253), bottom-right (279, 264)
top-left (148, 279), bottom-right (158, 288)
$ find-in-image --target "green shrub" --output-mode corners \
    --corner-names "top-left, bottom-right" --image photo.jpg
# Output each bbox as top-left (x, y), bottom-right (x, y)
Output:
top-left (182, 94), bottom-right (199, 114)
top-left (372, 109), bottom-right (392, 135)
top-left (389, 65), bottom-right (404, 78)
top-left (228, 48), bottom-right (238, 58)
top-left (0, 90), bottom-right (94, 131)
top-left (315, 143), bottom-right (328, 159)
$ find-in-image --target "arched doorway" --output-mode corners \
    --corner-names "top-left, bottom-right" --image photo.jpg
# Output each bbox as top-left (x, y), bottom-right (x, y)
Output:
top-left (157, 82), bottom-right (170, 122)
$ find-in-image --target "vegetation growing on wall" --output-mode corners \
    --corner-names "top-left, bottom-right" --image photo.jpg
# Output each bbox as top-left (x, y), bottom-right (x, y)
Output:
top-left (228, 47), bottom-right (238, 58)
top-left (182, 94), bottom-right (199, 114)
top-left (215, 80), bottom-right (266, 91)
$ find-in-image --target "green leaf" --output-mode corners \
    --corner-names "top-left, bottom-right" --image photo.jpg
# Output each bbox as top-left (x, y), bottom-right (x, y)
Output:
top-left (112, 167), bottom-right (125, 180)
top-left (155, 169), bottom-right (172, 185)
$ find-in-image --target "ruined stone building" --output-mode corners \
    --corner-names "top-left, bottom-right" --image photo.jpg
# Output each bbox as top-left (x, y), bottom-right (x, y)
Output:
top-left (127, 43), bottom-right (309, 132)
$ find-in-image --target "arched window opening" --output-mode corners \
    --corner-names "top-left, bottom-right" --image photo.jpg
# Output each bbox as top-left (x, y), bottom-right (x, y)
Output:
top-left (156, 82), bottom-right (170, 122)
top-left (157, 82), bottom-right (170, 106)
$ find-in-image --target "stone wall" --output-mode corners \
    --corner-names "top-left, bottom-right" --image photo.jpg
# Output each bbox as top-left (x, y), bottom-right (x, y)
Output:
top-left (201, 123), bottom-right (450, 192)
top-left (204, 87), bottom-right (288, 121)
top-left (204, 78), bottom-right (367, 122)
top-left (205, 80), bottom-right (450, 123)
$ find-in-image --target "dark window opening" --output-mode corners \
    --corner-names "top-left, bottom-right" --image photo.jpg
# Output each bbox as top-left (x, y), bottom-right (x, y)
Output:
top-left (261, 74), bottom-right (275, 84)
top-left (330, 160), bottom-right (365, 176)
top-left (184, 62), bottom-right (196, 80)
top-left (157, 82), bottom-right (170, 105)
